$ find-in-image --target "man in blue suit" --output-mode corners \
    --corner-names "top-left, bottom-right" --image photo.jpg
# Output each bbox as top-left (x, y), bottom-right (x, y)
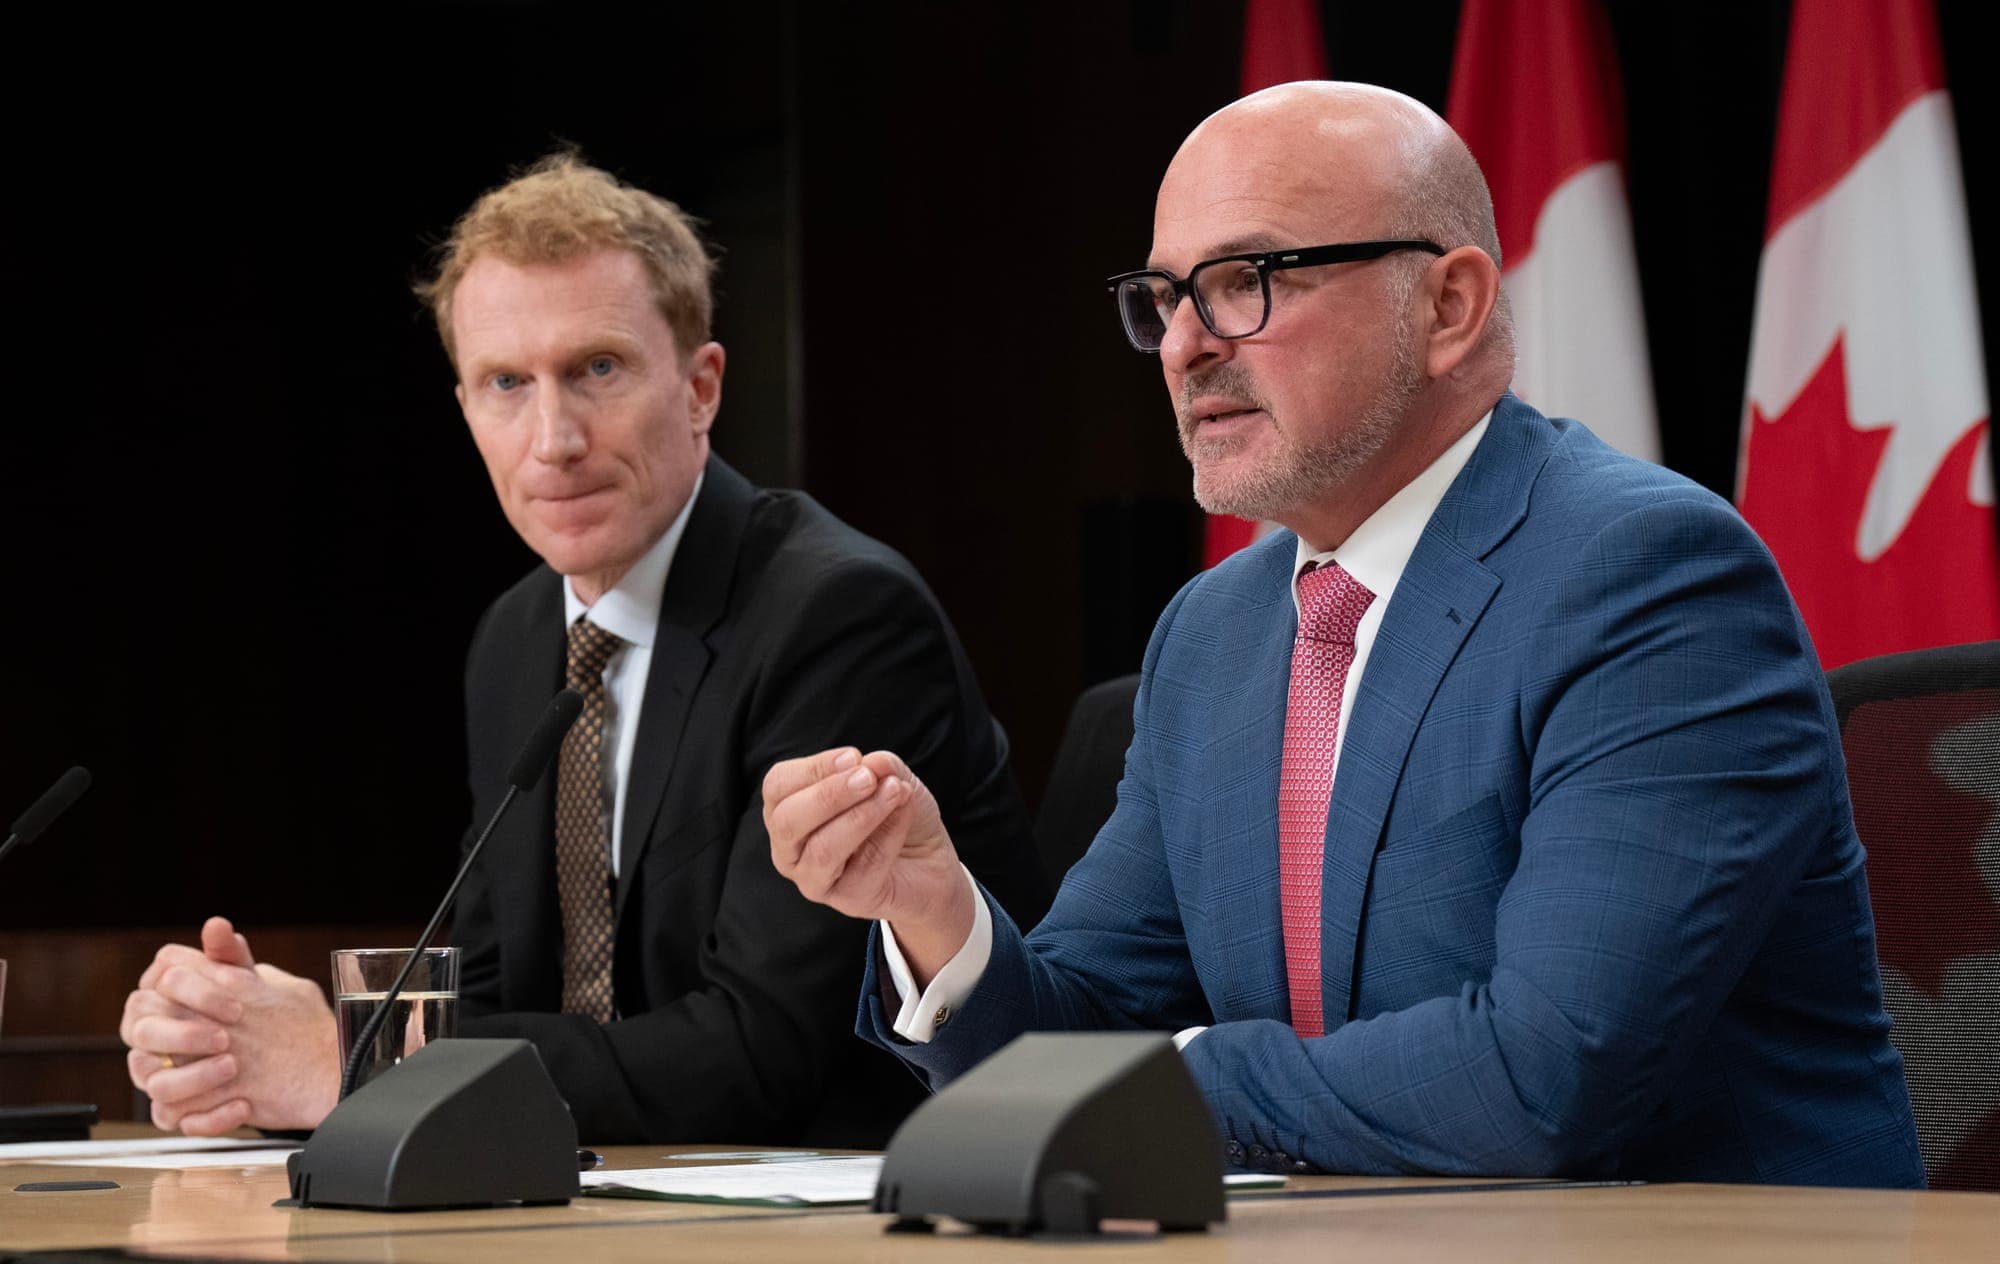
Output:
top-left (764, 83), bottom-right (1923, 1186)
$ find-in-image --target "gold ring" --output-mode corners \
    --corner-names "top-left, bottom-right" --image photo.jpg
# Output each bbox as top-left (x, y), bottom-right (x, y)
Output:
top-left (160, 1054), bottom-right (176, 1069)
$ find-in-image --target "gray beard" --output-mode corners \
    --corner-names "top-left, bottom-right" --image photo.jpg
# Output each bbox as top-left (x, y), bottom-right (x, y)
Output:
top-left (1178, 333), bottom-right (1423, 524)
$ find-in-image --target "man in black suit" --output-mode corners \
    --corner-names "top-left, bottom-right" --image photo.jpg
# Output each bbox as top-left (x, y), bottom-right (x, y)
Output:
top-left (117, 155), bottom-right (1046, 1144)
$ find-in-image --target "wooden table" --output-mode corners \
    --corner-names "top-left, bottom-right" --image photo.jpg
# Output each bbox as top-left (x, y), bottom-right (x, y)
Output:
top-left (4, 1133), bottom-right (1996, 1262)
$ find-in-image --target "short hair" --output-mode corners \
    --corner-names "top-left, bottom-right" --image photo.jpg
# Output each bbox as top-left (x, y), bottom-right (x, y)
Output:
top-left (1389, 135), bottom-right (1517, 360)
top-left (417, 152), bottom-right (717, 368)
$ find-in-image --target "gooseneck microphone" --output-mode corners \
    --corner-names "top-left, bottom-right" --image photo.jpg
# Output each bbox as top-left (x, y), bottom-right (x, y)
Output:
top-left (0, 766), bottom-right (92, 866)
top-left (336, 689), bottom-right (583, 1102)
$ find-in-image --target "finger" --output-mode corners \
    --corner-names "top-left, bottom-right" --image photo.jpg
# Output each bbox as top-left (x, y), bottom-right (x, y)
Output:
top-left (178, 1098), bottom-right (253, 1137)
top-left (858, 749), bottom-right (915, 782)
top-left (120, 987), bottom-right (203, 1047)
top-left (127, 1047), bottom-right (160, 1090)
top-left (791, 776), bottom-right (911, 902)
top-left (147, 1077), bottom-right (237, 1130)
top-left (127, 1043), bottom-right (196, 1082)
top-left (761, 748), bottom-right (862, 817)
top-left (154, 963), bottom-right (249, 1023)
top-left (201, 916), bottom-right (256, 967)
top-left (142, 1054), bottom-right (240, 1107)
top-left (140, 940), bottom-right (215, 992)
top-left (128, 1013), bottom-right (231, 1058)
top-left (818, 789), bottom-right (914, 911)
top-left (148, 1082), bottom-right (241, 1134)
top-left (767, 764), bottom-right (889, 873)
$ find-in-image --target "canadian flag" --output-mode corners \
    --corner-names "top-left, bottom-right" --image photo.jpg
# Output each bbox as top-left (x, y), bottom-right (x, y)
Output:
top-left (1205, 0), bottom-right (1330, 568)
top-left (1445, 0), bottom-right (1660, 463)
top-left (1738, 0), bottom-right (1999, 669)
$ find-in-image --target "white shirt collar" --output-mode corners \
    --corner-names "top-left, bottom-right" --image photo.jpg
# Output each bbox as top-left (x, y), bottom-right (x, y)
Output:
top-left (561, 470), bottom-right (704, 647)
top-left (1293, 412), bottom-right (1491, 614)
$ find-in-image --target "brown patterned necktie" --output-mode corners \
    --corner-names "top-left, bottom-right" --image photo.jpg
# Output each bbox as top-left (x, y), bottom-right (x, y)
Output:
top-left (556, 617), bottom-right (625, 1022)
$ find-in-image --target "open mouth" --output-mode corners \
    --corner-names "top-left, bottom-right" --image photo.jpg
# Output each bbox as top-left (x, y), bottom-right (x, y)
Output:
top-left (1202, 408), bottom-right (1264, 425)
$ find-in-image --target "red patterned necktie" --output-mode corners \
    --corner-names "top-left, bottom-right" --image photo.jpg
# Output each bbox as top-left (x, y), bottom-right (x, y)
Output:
top-left (556, 618), bottom-right (625, 1022)
top-left (1278, 561), bottom-right (1376, 1038)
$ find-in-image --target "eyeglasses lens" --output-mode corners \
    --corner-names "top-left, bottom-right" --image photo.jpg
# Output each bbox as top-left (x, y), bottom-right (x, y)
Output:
top-left (1116, 277), bottom-right (1176, 351)
top-left (1115, 263), bottom-right (1272, 351)
top-left (1194, 261), bottom-right (1268, 338)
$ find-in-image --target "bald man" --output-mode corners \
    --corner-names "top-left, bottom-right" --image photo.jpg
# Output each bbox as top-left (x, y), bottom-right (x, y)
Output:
top-left (763, 84), bottom-right (1923, 1186)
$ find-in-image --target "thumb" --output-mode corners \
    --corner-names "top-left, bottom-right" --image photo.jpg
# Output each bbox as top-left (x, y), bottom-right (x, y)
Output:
top-left (201, 916), bottom-right (256, 967)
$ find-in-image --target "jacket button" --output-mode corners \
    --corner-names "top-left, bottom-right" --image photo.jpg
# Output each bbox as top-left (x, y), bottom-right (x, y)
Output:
top-left (1247, 1144), bottom-right (1269, 1164)
top-left (1225, 1141), bottom-right (1246, 1161)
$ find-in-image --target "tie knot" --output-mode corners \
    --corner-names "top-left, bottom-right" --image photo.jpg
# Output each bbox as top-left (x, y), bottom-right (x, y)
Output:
top-left (566, 618), bottom-right (625, 686)
top-left (1295, 562), bottom-right (1375, 646)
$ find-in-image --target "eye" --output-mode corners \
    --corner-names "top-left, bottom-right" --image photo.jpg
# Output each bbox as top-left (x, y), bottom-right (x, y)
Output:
top-left (587, 357), bottom-right (616, 377)
top-left (1222, 263), bottom-right (1262, 294)
top-left (490, 372), bottom-right (521, 392)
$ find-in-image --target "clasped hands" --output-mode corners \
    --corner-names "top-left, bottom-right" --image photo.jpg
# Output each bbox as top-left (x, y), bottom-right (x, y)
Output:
top-left (119, 916), bottom-right (341, 1134)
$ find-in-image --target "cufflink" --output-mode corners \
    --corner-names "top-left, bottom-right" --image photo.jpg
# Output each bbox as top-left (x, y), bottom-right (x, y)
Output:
top-left (932, 1004), bottom-right (952, 1030)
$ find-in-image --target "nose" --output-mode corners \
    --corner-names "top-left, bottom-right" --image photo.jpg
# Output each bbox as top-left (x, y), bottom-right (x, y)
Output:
top-left (528, 381), bottom-right (587, 466)
top-left (1157, 294), bottom-right (1233, 377)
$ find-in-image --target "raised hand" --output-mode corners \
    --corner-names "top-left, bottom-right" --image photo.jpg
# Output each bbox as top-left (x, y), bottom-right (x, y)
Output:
top-left (763, 748), bottom-right (977, 986)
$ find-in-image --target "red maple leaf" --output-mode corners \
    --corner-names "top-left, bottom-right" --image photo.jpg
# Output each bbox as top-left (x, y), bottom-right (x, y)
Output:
top-left (1740, 335), bottom-right (2000, 671)
top-left (1841, 689), bottom-right (2000, 998)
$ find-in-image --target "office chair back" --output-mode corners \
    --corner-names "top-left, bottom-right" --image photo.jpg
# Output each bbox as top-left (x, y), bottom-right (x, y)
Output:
top-left (1828, 639), bottom-right (2000, 1191)
top-left (1036, 674), bottom-right (1140, 887)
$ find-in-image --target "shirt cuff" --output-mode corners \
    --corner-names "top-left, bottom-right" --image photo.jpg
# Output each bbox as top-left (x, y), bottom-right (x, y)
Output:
top-left (1172, 1026), bottom-right (1207, 1051)
top-left (881, 865), bottom-right (991, 1044)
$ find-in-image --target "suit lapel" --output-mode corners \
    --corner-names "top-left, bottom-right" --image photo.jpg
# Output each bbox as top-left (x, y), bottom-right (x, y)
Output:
top-left (1203, 540), bottom-right (1300, 1023)
top-left (492, 573), bottom-right (566, 1009)
top-left (613, 457), bottom-right (756, 922)
top-left (1317, 394), bottom-right (1554, 1023)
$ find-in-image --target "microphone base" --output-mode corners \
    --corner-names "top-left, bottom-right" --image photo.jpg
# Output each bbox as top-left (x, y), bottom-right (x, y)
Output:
top-left (873, 1033), bottom-right (1226, 1235)
top-left (0, 1102), bottom-right (98, 1144)
top-left (286, 1038), bottom-right (579, 1211)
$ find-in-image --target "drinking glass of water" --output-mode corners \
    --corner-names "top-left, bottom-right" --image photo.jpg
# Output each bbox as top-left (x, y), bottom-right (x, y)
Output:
top-left (330, 947), bottom-right (459, 1091)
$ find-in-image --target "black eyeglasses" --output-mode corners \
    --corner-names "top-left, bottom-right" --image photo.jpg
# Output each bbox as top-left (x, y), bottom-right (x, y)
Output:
top-left (1106, 239), bottom-right (1445, 353)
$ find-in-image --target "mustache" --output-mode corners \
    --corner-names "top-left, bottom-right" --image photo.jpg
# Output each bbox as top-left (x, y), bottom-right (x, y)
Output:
top-left (1176, 364), bottom-right (1270, 432)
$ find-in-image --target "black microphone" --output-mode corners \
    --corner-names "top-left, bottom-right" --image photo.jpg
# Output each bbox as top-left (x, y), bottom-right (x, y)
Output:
top-left (337, 689), bottom-right (582, 1101)
top-left (0, 766), bottom-right (92, 866)
top-left (507, 688), bottom-right (584, 791)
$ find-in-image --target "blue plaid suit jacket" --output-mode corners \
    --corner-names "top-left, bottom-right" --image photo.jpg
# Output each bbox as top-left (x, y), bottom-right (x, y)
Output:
top-left (861, 394), bottom-right (1924, 1187)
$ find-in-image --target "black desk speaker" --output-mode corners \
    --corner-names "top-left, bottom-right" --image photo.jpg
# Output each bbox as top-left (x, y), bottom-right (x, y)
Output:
top-left (873, 1032), bottom-right (1226, 1235)
top-left (285, 1038), bottom-right (578, 1211)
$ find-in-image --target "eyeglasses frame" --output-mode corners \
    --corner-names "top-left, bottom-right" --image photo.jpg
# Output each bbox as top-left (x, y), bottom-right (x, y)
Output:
top-left (1105, 238), bottom-right (1448, 352)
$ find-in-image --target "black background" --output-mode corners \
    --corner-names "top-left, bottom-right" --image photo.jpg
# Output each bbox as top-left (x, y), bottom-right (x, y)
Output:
top-left (2, 1), bottom-right (1993, 928)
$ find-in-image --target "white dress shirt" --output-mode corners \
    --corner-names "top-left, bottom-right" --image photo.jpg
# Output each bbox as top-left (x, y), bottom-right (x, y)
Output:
top-left (883, 416), bottom-right (1493, 1044)
top-left (560, 472), bottom-right (702, 878)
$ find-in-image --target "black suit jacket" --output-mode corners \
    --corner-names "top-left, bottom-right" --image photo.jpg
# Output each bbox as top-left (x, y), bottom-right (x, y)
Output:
top-left (450, 456), bottom-right (1048, 1145)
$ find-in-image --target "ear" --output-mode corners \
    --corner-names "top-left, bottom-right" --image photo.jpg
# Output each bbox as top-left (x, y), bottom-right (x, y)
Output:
top-left (454, 381), bottom-right (468, 420)
top-left (1419, 247), bottom-right (1501, 379)
top-left (685, 342), bottom-right (726, 437)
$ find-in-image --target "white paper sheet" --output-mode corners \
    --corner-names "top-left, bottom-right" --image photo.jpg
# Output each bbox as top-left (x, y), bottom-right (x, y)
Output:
top-left (583, 1155), bottom-right (883, 1204)
top-left (582, 1155), bottom-right (1281, 1206)
top-left (0, 1136), bottom-right (290, 1161)
top-left (39, 1146), bottom-right (302, 1170)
